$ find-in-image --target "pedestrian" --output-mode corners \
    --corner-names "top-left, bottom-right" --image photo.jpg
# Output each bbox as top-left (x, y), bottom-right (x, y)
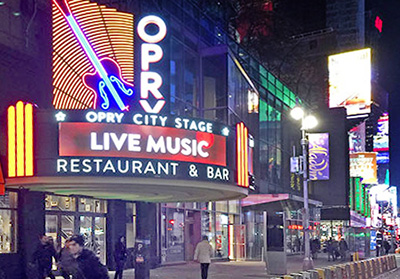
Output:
top-left (383, 239), bottom-right (391, 255)
top-left (56, 239), bottom-right (76, 279)
top-left (33, 235), bottom-right (57, 279)
top-left (311, 238), bottom-right (320, 259)
top-left (376, 231), bottom-right (383, 257)
top-left (294, 237), bottom-right (301, 253)
top-left (339, 238), bottom-right (349, 261)
top-left (67, 234), bottom-right (109, 279)
top-left (327, 238), bottom-right (334, 261)
top-left (114, 236), bottom-right (128, 279)
top-left (332, 239), bottom-right (339, 261)
top-left (194, 236), bottom-right (213, 279)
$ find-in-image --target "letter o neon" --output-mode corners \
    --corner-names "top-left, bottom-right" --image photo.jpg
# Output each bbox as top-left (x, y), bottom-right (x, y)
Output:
top-left (86, 111), bottom-right (97, 122)
top-left (137, 15), bottom-right (167, 43)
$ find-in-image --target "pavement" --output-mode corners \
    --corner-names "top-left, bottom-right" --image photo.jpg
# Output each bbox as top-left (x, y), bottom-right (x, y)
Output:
top-left (107, 252), bottom-right (354, 278)
top-left (54, 253), bottom-right (400, 278)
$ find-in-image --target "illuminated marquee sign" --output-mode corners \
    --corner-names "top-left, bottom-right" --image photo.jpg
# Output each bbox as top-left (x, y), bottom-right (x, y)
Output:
top-left (52, 0), bottom-right (167, 113)
top-left (31, 111), bottom-right (234, 184)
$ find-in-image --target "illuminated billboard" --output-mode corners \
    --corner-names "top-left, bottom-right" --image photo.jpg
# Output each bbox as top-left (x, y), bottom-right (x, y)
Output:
top-left (350, 152), bottom-right (377, 184)
top-left (328, 48), bottom-right (371, 115)
top-left (373, 113), bottom-right (389, 152)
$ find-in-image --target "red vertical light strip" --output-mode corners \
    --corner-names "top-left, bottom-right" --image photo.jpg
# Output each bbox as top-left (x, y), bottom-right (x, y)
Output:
top-left (237, 122), bottom-right (249, 187)
top-left (236, 123), bottom-right (242, 186)
top-left (240, 123), bottom-right (246, 186)
top-left (7, 106), bottom-right (16, 178)
top-left (244, 125), bottom-right (249, 187)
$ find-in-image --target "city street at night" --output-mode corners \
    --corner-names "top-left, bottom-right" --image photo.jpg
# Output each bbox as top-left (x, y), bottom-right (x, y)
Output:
top-left (1, 0), bottom-right (400, 279)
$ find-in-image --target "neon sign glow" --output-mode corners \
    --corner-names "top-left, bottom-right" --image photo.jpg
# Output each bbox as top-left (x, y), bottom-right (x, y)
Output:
top-left (7, 101), bottom-right (34, 177)
top-left (52, 0), bottom-right (134, 110)
top-left (138, 15), bottom-right (167, 113)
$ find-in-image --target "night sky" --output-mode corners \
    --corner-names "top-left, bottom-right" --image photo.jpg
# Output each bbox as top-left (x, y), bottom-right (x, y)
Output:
top-left (380, 2), bottom-right (400, 203)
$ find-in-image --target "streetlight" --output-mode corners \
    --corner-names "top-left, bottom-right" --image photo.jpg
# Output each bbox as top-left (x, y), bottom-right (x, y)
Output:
top-left (291, 106), bottom-right (318, 271)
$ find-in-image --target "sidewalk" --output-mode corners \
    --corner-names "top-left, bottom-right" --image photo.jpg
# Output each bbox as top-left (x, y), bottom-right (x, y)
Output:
top-left (104, 252), bottom-right (353, 278)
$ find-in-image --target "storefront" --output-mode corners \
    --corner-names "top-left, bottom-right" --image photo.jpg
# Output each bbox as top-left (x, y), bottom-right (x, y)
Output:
top-left (0, 1), bottom-right (252, 277)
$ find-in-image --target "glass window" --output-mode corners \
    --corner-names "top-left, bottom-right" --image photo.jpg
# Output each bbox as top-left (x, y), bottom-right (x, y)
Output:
top-left (199, 202), bottom-right (213, 211)
top-left (215, 201), bottom-right (228, 212)
top-left (0, 209), bottom-right (17, 253)
top-left (45, 195), bottom-right (76, 211)
top-left (0, 192), bottom-right (17, 209)
top-left (201, 210), bottom-right (215, 255)
top-left (78, 198), bottom-right (106, 213)
top-left (215, 213), bottom-right (229, 258)
top-left (0, 192), bottom-right (18, 253)
top-left (228, 200), bottom-right (240, 214)
top-left (162, 207), bottom-right (185, 262)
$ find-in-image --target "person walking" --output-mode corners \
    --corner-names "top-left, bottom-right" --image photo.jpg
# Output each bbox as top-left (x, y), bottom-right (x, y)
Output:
top-left (114, 236), bottom-right (128, 279)
top-left (326, 238), bottom-right (334, 262)
top-left (56, 239), bottom-right (76, 279)
top-left (67, 235), bottom-right (109, 279)
top-left (194, 236), bottom-right (213, 279)
top-left (33, 235), bottom-right (57, 279)
top-left (339, 238), bottom-right (349, 261)
top-left (383, 239), bottom-right (391, 255)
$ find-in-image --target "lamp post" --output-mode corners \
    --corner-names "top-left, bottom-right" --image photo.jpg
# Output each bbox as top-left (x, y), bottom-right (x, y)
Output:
top-left (290, 107), bottom-right (318, 271)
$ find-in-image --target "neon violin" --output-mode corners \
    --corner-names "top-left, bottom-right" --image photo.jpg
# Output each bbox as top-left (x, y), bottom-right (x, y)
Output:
top-left (53, 0), bottom-right (134, 111)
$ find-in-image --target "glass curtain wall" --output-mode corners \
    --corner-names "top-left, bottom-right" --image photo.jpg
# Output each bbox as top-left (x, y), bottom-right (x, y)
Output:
top-left (161, 201), bottom-right (240, 263)
top-left (170, 38), bottom-right (200, 117)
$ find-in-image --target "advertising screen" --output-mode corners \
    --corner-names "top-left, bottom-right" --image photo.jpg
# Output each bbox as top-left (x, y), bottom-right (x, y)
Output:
top-left (328, 48), bottom-right (371, 115)
top-left (350, 152), bottom-right (377, 184)
top-left (373, 114), bottom-right (389, 152)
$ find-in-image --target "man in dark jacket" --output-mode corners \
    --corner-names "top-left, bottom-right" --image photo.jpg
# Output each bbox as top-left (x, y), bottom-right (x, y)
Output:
top-left (114, 236), bottom-right (127, 279)
top-left (33, 235), bottom-right (56, 279)
top-left (68, 235), bottom-right (109, 279)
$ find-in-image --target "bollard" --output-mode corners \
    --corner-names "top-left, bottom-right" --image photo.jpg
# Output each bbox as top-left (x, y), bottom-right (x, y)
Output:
top-left (283, 276), bottom-right (294, 279)
top-left (334, 266), bottom-right (343, 279)
top-left (381, 256), bottom-right (387, 272)
top-left (343, 264), bottom-right (351, 279)
top-left (309, 270), bottom-right (320, 279)
top-left (365, 259), bottom-right (374, 278)
top-left (348, 262), bottom-right (356, 279)
top-left (360, 260), bottom-right (368, 279)
top-left (300, 271), bottom-right (312, 279)
top-left (323, 268), bottom-right (332, 279)
top-left (290, 273), bottom-right (303, 279)
top-left (315, 268), bottom-right (325, 279)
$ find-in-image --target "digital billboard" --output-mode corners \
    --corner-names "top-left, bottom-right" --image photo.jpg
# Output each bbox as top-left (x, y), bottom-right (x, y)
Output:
top-left (373, 113), bottom-right (389, 152)
top-left (350, 152), bottom-right (377, 184)
top-left (328, 48), bottom-right (371, 115)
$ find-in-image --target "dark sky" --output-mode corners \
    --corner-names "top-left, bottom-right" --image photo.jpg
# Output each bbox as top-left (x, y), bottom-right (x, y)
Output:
top-left (381, 2), bottom-right (400, 199)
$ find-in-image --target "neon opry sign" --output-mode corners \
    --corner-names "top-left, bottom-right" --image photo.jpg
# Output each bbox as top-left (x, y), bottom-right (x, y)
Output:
top-left (52, 0), bottom-right (167, 113)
